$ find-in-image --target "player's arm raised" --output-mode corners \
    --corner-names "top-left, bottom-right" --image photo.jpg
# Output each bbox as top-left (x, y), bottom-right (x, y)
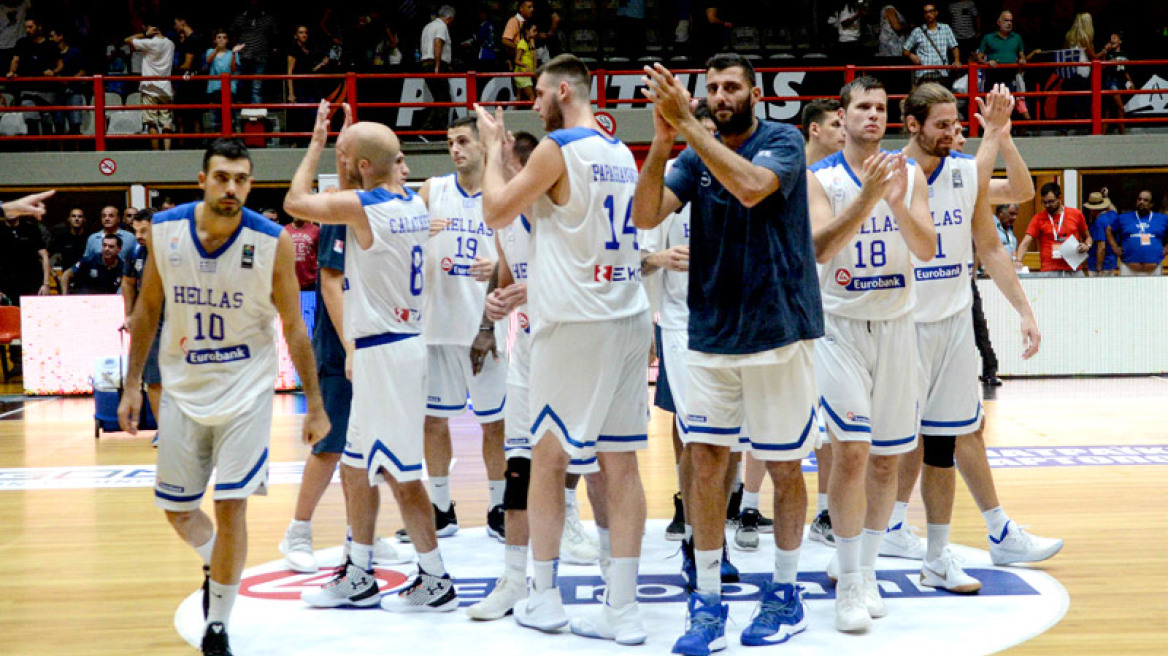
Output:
top-left (632, 104), bottom-right (684, 230)
top-left (974, 85), bottom-right (1033, 205)
top-left (271, 231), bottom-right (331, 444)
top-left (117, 250), bottom-right (164, 434)
top-left (808, 151), bottom-right (896, 263)
top-left (476, 105), bottom-right (564, 229)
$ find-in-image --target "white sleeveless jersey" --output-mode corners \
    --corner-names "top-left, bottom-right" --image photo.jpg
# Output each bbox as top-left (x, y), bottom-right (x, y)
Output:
top-left (152, 203), bottom-right (281, 425)
top-left (529, 127), bottom-right (649, 327)
top-left (343, 187), bottom-right (430, 340)
top-left (423, 174), bottom-right (498, 346)
top-left (811, 150), bottom-right (920, 321)
top-left (641, 211), bottom-right (691, 332)
top-left (912, 153), bottom-right (978, 323)
top-left (498, 214), bottom-right (532, 377)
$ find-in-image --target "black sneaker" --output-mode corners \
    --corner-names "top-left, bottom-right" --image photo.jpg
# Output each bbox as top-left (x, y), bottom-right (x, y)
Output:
top-left (201, 565), bottom-right (210, 620)
top-left (726, 482), bottom-right (743, 525)
top-left (755, 510), bottom-right (775, 534)
top-left (665, 492), bottom-right (686, 541)
top-left (487, 504), bottom-right (506, 543)
top-left (397, 502), bottom-right (460, 542)
top-left (809, 510), bottom-right (835, 546)
top-left (201, 621), bottom-right (232, 656)
top-left (734, 508), bottom-right (761, 551)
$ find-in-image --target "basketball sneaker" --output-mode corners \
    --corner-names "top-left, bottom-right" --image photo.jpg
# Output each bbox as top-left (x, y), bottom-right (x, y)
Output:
top-left (487, 504), bottom-right (506, 544)
top-left (879, 522), bottom-right (926, 559)
top-left (733, 508), bottom-right (761, 552)
top-left (809, 510), bottom-right (835, 546)
top-left (988, 522), bottom-right (1064, 566)
top-left (861, 566), bottom-right (887, 618)
top-left (741, 582), bottom-right (807, 646)
top-left (680, 539), bottom-right (739, 590)
top-left (396, 503), bottom-right (459, 542)
top-left (466, 571), bottom-right (527, 620)
top-left (373, 537), bottom-right (411, 565)
top-left (514, 586), bottom-right (570, 632)
top-left (921, 548), bottom-right (982, 594)
top-left (570, 598), bottom-right (647, 645)
top-left (834, 573), bottom-right (872, 632)
top-left (672, 591), bottom-right (728, 655)
top-left (301, 558), bottom-right (381, 608)
top-left (380, 569), bottom-right (458, 613)
top-left (201, 621), bottom-right (232, 656)
top-left (278, 522), bottom-right (317, 573)
top-left (561, 503), bottom-right (600, 565)
top-left (665, 492), bottom-right (686, 541)
top-left (721, 542), bottom-right (739, 583)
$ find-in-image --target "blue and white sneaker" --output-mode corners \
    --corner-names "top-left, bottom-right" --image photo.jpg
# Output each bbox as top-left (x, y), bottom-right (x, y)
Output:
top-left (741, 582), bottom-right (808, 646)
top-left (720, 543), bottom-right (739, 583)
top-left (672, 592), bottom-right (728, 656)
top-left (680, 540), bottom-right (739, 591)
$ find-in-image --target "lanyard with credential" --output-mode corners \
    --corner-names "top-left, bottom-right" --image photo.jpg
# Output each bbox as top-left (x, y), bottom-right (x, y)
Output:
top-left (1135, 213), bottom-right (1150, 234)
top-left (1048, 210), bottom-right (1065, 241)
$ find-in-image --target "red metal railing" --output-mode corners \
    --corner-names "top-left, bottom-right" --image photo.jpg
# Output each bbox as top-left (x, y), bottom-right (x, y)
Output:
top-left (0, 59), bottom-right (1164, 150)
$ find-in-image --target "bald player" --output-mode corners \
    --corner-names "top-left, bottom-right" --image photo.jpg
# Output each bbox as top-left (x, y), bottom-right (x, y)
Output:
top-left (285, 102), bottom-right (459, 613)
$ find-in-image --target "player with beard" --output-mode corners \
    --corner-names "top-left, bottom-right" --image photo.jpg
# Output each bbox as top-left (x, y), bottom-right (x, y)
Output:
top-left (636, 54), bottom-right (825, 652)
top-left (807, 76), bottom-right (936, 632)
top-left (476, 54), bottom-right (649, 645)
top-left (119, 138), bottom-right (330, 656)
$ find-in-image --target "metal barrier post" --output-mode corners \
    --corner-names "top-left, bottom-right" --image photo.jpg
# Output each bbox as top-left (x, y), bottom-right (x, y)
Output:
top-left (596, 69), bottom-right (608, 109)
top-left (466, 71), bottom-right (478, 114)
top-left (1091, 60), bottom-right (1103, 135)
top-left (967, 60), bottom-right (979, 137)
top-left (346, 72), bottom-right (358, 121)
top-left (93, 75), bottom-right (105, 151)
top-left (220, 74), bottom-right (231, 137)
top-left (845, 64), bottom-right (856, 83)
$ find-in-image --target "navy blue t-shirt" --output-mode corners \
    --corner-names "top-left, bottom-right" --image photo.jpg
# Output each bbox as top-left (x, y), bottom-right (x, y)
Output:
top-left (665, 120), bottom-right (824, 355)
top-left (70, 252), bottom-right (123, 294)
top-left (313, 224), bottom-right (347, 376)
top-left (124, 243), bottom-right (148, 290)
top-left (1088, 211), bottom-right (1118, 272)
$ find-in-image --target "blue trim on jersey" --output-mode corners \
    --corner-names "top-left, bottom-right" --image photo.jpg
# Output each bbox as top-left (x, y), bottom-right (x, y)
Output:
top-left (241, 209), bottom-right (284, 238)
top-left (520, 214), bottom-right (531, 233)
top-left (214, 448), bottom-right (269, 491)
top-left (820, 396), bottom-right (873, 433)
top-left (531, 405), bottom-right (597, 448)
top-left (927, 156), bottom-right (946, 185)
top-left (547, 126), bottom-right (619, 147)
top-left (471, 395), bottom-right (506, 416)
top-left (369, 439), bottom-right (424, 472)
top-left (152, 202), bottom-right (196, 224)
top-left (452, 174), bottom-right (482, 198)
top-left (358, 187), bottom-right (414, 206)
top-left (872, 434), bottom-right (917, 447)
top-left (951, 152), bottom-right (975, 160)
top-left (154, 488), bottom-right (205, 503)
top-left (746, 407), bottom-right (816, 451)
top-left (152, 203), bottom-right (276, 258)
top-left (353, 330), bottom-right (418, 350)
top-left (921, 402), bottom-right (982, 428)
top-left (597, 433), bottom-right (648, 443)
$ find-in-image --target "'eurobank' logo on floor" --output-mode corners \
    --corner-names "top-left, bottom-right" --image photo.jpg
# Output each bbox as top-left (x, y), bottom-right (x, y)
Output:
top-left (175, 520), bottom-right (1067, 656)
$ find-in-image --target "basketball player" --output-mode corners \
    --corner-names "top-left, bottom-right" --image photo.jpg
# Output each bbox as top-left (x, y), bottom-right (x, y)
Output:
top-left (475, 54), bottom-right (649, 644)
top-left (405, 115), bottom-right (508, 542)
top-left (637, 56), bottom-right (825, 651)
top-left (284, 101), bottom-right (458, 612)
top-left (121, 208), bottom-right (163, 446)
top-left (807, 76), bottom-right (937, 631)
top-left (118, 139), bottom-right (331, 656)
top-left (885, 87), bottom-right (1061, 570)
top-left (800, 97), bottom-right (844, 547)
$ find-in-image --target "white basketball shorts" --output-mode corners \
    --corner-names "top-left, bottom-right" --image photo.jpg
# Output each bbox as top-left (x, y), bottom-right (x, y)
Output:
top-left (425, 340), bottom-right (508, 423)
top-left (917, 312), bottom-right (983, 436)
top-left (662, 327), bottom-right (750, 453)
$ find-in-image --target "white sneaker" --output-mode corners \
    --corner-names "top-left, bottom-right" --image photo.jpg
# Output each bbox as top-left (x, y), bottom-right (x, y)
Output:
top-left (570, 601), bottom-right (647, 645)
top-left (860, 566), bottom-right (887, 618)
top-left (373, 537), bottom-right (411, 565)
top-left (514, 587), bottom-right (570, 632)
top-left (834, 573), bottom-right (871, 632)
top-left (379, 570), bottom-right (458, 613)
top-left (989, 521), bottom-right (1064, 566)
top-left (466, 572), bottom-right (528, 621)
top-left (301, 559), bottom-right (380, 608)
top-left (921, 548), bottom-right (982, 594)
top-left (279, 522), bottom-right (317, 573)
top-left (561, 505), bottom-right (600, 565)
top-left (879, 522), bottom-right (926, 559)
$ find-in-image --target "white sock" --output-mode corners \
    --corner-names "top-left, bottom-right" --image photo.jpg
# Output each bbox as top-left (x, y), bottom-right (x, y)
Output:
top-left (817, 493), bottom-right (829, 515)
top-left (860, 528), bottom-right (884, 567)
top-left (488, 480), bottom-right (505, 508)
top-left (597, 527), bottom-right (611, 565)
top-left (532, 558), bottom-right (558, 591)
top-left (288, 519), bottom-right (311, 533)
top-left (505, 544), bottom-right (528, 577)
top-left (351, 542), bottom-right (374, 571)
top-left (606, 557), bottom-right (639, 607)
top-left (837, 534), bottom-right (861, 575)
top-left (417, 548), bottom-right (446, 577)
top-left (695, 548), bottom-right (722, 596)
top-left (206, 580), bottom-right (238, 629)
top-left (194, 535), bottom-right (216, 566)
top-left (888, 501), bottom-right (910, 530)
top-left (430, 476), bottom-right (451, 511)
top-left (774, 547), bottom-right (800, 584)
top-left (742, 490), bottom-right (760, 511)
top-left (926, 523), bottom-right (949, 562)
top-left (343, 526), bottom-right (352, 559)
top-left (564, 486), bottom-right (578, 508)
top-left (983, 506), bottom-right (1010, 538)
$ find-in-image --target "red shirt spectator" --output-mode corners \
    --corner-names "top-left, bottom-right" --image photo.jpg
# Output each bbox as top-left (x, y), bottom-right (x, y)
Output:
top-left (284, 219), bottom-right (320, 290)
top-left (1017, 183), bottom-right (1090, 272)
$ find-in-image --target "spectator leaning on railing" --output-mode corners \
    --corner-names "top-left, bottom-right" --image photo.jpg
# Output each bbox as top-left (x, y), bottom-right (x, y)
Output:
top-left (172, 14), bottom-right (205, 140)
top-left (230, 0), bottom-right (280, 105)
top-left (904, 3), bottom-right (960, 85)
top-left (7, 16), bottom-right (59, 136)
top-left (126, 18), bottom-right (175, 150)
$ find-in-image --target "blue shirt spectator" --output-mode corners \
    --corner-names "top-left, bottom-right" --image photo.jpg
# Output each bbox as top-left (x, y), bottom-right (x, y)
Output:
top-left (1113, 211), bottom-right (1168, 264)
top-left (1088, 210), bottom-right (1118, 273)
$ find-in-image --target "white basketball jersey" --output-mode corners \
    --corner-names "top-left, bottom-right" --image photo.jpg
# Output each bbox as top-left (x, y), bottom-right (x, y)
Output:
top-left (641, 211), bottom-right (691, 332)
top-left (912, 153), bottom-right (978, 323)
top-left (498, 214), bottom-right (532, 379)
top-left (529, 127), bottom-right (649, 327)
top-left (152, 203), bottom-right (281, 425)
top-left (344, 187), bottom-right (430, 340)
top-left (811, 150), bottom-right (919, 321)
top-left (423, 174), bottom-right (498, 346)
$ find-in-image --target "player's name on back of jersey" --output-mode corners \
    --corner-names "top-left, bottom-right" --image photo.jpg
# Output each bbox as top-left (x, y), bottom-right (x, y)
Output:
top-left (388, 214), bottom-right (430, 235)
top-left (590, 163), bottom-right (638, 183)
top-left (171, 286), bottom-right (244, 309)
